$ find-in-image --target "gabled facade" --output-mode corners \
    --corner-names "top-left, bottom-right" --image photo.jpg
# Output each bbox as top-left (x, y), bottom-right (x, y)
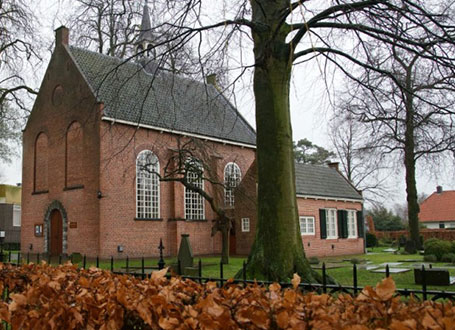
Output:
top-left (21, 6), bottom-right (364, 259)
top-left (419, 186), bottom-right (455, 229)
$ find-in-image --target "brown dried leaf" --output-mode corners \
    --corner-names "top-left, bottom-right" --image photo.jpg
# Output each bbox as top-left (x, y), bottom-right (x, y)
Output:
top-left (375, 277), bottom-right (396, 301)
top-left (292, 273), bottom-right (301, 290)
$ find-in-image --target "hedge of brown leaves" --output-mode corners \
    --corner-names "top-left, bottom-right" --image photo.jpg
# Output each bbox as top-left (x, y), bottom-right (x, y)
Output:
top-left (0, 262), bottom-right (454, 329)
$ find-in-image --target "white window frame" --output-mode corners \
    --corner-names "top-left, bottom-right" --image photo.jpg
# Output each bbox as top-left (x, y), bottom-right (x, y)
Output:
top-left (136, 150), bottom-right (160, 219)
top-left (326, 209), bottom-right (338, 239)
top-left (347, 210), bottom-right (357, 238)
top-left (224, 162), bottom-right (241, 207)
top-left (241, 218), bottom-right (250, 232)
top-left (184, 159), bottom-right (205, 220)
top-left (299, 216), bottom-right (315, 235)
top-left (12, 205), bottom-right (21, 227)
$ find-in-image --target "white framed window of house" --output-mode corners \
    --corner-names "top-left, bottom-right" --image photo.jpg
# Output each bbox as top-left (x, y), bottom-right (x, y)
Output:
top-left (241, 218), bottom-right (250, 232)
top-left (299, 216), bottom-right (315, 235)
top-left (136, 150), bottom-right (160, 219)
top-left (326, 209), bottom-right (338, 239)
top-left (347, 210), bottom-right (357, 238)
top-left (13, 205), bottom-right (21, 227)
top-left (184, 158), bottom-right (205, 220)
top-left (224, 162), bottom-right (241, 207)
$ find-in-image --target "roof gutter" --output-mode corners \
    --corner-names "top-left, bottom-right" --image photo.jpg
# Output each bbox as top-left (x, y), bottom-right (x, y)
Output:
top-left (101, 116), bottom-right (257, 150)
top-left (296, 194), bottom-right (363, 203)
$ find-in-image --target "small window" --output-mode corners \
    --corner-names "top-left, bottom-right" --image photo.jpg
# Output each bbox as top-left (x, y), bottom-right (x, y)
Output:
top-left (326, 209), bottom-right (337, 239)
top-left (299, 216), bottom-right (315, 235)
top-left (13, 205), bottom-right (21, 227)
top-left (241, 218), bottom-right (250, 232)
top-left (439, 222), bottom-right (445, 229)
top-left (347, 210), bottom-right (357, 238)
top-left (34, 224), bottom-right (43, 237)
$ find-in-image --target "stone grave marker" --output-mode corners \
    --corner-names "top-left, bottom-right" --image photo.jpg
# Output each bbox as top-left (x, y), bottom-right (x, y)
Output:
top-left (178, 234), bottom-right (196, 275)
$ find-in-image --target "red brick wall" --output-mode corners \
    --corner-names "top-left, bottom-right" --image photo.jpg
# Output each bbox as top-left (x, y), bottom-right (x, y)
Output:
top-left (297, 198), bottom-right (364, 258)
top-left (375, 229), bottom-right (455, 241)
top-left (98, 121), bottom-right (256, 258)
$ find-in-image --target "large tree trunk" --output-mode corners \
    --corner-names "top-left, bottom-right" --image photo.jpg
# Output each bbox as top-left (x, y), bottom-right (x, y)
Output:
top-left (243, 1), bottom-right (321, 282)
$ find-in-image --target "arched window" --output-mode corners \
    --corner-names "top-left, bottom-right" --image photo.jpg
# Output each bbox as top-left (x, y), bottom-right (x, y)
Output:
top-left (66, 121), bottom-right (83, 187)
top-left (136, 150), bottom-right (160, 219)
top-left (34, 132), bottom-right (48, 192)
top-left (224, 162), bottom-right (241, 207)
top-left (184, 158), bottom-right (204, 220)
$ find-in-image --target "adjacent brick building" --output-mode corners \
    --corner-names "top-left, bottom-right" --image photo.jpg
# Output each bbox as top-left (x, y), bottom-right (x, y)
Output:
top-left (21, 6), bottom-right (364, 259)
top-left (0, 184), bottom-right (22, 247)
top-left (419, 186), bottom-right (455, 229)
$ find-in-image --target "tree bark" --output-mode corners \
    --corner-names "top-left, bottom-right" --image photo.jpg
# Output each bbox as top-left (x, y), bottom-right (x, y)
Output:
top-left (243, 1), bottom-right (321, 282)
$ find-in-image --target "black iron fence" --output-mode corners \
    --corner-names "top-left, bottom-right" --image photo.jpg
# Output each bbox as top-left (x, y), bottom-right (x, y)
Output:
top-left (2, 250), bottom-right (455, 302)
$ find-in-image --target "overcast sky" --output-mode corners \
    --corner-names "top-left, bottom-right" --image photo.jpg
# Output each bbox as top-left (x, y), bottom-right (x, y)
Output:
top-left (2, 0), bottom-right (454, 209)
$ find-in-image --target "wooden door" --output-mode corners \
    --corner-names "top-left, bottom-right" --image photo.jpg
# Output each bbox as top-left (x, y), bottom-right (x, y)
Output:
top-left (50, 210), bottom-right (63, 256)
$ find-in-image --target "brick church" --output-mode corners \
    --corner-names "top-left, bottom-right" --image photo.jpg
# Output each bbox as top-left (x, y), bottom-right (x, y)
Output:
top-left (21, 6), bottom-right (365, 259)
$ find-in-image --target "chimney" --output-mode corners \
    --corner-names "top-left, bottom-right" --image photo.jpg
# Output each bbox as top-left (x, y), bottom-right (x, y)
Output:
top-left (436, 185), bottom-right (443, 194)
top-left (327, 162), bottom-right (339, 172)
top-left (55, 26), bottom-right (69, 47)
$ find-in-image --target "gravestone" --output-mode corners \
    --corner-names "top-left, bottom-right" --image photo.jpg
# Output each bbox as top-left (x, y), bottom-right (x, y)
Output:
top-left (178, 234), bottom-right (194, 274)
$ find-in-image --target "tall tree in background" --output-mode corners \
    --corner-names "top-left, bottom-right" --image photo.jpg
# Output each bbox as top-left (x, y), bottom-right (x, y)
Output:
top-left (0, 0), bottom-right (41, 162)
top-left (336, 7), bottom-right (455, 251)
top-left (71, 1), bottom-right (455, 281)
top-left (329, 113), bottom-right (389, 204)
top-left (293, 139), bottom-right (335, 164)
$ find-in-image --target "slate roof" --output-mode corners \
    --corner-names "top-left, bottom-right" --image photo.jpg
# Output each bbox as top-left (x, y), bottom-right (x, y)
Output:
top-left (294, 163), bottom-right (362, 200)
top-left (419, 191), bottom-right (455, 222)
top-left (68, 46), bottom-right (256, 146)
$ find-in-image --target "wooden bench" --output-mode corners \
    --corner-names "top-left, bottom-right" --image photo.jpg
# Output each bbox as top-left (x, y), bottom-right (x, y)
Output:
top-left (414, 268), bottom-right (455, 286)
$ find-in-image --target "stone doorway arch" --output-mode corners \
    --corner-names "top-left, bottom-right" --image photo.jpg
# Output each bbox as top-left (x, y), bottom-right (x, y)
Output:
top-left (44, 200), bottom-right (68, 255)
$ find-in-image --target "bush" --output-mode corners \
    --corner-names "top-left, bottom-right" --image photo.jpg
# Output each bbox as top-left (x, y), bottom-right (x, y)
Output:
top-left (423, 254), bottom-right (437, 262)
top-left (365, 233), bottom-right (377, 247)
top-left (378, 237), bottom-right (393, 247)
top-left (350, 258), bottom-right (364, 265)
top-left (424, 239), bottom-right (452, 261)
top-left (423, 238), bottom-right (440, 250)
top-left (441, 253), bottom-right (455, 263)
top-left (308, 257), bottom-right (319, 265)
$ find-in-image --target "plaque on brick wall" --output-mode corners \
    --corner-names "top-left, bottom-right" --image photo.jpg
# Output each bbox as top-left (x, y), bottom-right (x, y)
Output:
top-left (69, 222), bottom-right (77, 228)
top-left (34, 224), bottom-right (43, 237)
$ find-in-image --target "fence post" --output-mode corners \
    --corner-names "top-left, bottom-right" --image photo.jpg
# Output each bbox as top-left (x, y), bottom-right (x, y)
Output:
top-left (220, 261), bottom-right (224, 287)
top-left (386, 264), bottom-right (390, 278)
top-left (322, 262), bottom-right (327, 294)
top-left (198, 259), bottom-right (202, 284)
top-left (422, 265), bottom-right (427, 300)
top-left (17, 252), bottom-right (21, 266)
top-left (243, 260), bottom-right (247, 285)
top-left (353, 264), bottom-right (358, 295)
top-left (47, 253), bottom-right (51, 265)
top-left (37, 253), bottom-right (40, 264)
top-left (96, 256), bottom-right (99, 268)
top-left (8, 251), bottom-right (11, 263)
top-left (141, 257), bottom-right (145, 280)
top-left (83, 255), bottom-right (86, 269)
top-left (58, 254), bottom-right (62, 265)
top-left (27, 252), bottom-right (29, 264)
top-left (157, 238), bottom-right (165, 270)
top-left (126, 256), bottom-right (129, 273)
top-left (70, 254), bottom-right (73, 264)
top-left (178, 259), bottom-right (181, 275)
top-left (110, 256), bottom-right (114, 272)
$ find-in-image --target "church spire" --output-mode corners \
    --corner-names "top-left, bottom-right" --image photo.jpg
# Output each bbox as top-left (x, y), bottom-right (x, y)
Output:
top-left (136, 2), bottom-right (155, 58)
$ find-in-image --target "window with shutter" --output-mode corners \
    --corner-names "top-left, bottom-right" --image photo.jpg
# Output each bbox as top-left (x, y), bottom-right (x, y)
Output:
top-left (319, 209), bottom-right (327, 239)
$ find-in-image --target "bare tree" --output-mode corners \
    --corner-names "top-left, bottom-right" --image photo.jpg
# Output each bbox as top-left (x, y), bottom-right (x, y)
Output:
top-left (329, 113), bottom-right (390, 204)
top-left (336, 5), bottom-right (455, 251)
top-left (85, 0), bottom-right (455, 281)
top-left (0, 0), bottom-right (41, 162)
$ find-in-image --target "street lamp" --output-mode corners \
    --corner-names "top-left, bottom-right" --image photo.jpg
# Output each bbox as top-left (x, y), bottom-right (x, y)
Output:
top-left (0, 231), bottom-right (5, 262)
